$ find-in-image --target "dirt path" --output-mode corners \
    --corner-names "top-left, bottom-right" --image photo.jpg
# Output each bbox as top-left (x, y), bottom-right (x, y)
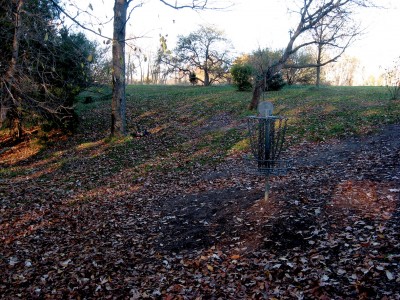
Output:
top-left (156, 124), bottom-right (400, 250)
top-left (152, 123), bottom-right (400, 297)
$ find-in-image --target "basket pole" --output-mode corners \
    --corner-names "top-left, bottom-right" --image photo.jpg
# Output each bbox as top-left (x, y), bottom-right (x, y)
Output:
top-left (246, 105), bottom-right (290, 201)
top-left (265, 175), bottom-right (270, 201)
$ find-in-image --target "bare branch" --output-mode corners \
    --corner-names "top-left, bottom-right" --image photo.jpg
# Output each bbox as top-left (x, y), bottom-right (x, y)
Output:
top-left (125, 1), bottom-right (144, 26)
top-left (159, 0), bottom-right (233, 10)
top-left (249, 0), bottom-right (374, 109)
top-left (48, 0), bottom-right (145, 43)
top-left (48, 0), bottom-right (112, 40)
top-left (159, 0), bottom-right (208, 9)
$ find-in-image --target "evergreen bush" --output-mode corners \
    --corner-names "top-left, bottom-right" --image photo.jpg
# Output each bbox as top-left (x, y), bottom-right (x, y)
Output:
top-left (230, 64), bottom-right (253, 91)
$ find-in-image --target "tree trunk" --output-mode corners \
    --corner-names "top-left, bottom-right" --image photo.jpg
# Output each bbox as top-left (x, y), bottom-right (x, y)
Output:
top-left (204, 48), bottom-right (210, 86)
top-left (249, 80), bottom-right (263, 110)
top-left (127, 53), bottom-right (131, 84)
top-left (4, 0), bottom-right (24, 139)
top-left (111, 0), bottom-right (128, 136)
top-left (316, 44), bottom-right (322, 87)
top-left (146, 60), bottom-right (150, 84)
top-left (316, 65), bottom-right (321, 87)
top-left (204, 70), bottom-right (210, 86)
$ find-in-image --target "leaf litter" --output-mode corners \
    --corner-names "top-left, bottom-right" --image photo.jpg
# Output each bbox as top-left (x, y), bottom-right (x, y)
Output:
top-left (0, 108), bottom-right (399, 298)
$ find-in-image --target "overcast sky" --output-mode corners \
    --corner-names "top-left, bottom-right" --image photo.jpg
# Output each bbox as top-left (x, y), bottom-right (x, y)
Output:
top-left (70, 0), bottom-right (400, 76)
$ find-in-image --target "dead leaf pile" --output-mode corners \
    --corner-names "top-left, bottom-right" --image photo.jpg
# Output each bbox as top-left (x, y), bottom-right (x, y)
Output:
top-left (1, 111), bottom-right (399, 299)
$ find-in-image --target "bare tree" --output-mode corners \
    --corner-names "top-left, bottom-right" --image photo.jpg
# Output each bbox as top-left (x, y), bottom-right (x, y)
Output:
top-left (111, 0), bottom-right (217, 136)
top-left (311, 11), bottom-right (361, 86)
top-left (153, 48), bottom-right (176, 84)
top-left (126, 48), bottom-right (136, 85)
top-left (110, 0), bottom-right (130, 136)
top-left (162, 25), bottom-right (232, 86)
top-left (249, 0), bottom-right (373, 110)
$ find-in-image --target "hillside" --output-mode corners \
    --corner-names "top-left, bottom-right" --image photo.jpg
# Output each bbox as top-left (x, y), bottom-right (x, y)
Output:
top-left (1, 85), bottom-right (399, 299)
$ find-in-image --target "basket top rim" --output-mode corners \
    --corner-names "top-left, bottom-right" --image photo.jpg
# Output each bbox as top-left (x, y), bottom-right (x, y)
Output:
top-left (247, 115), bottom-right (287, 120)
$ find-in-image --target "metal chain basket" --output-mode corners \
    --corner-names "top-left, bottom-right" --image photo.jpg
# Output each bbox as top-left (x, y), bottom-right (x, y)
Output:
top-left (244, 102), bottom-right (291, 200)
top-left (245, 115), bottom-right (290, 176)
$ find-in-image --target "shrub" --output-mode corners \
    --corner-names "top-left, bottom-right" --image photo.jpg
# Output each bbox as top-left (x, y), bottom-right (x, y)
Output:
top-left (384, 57), bottom-right (400, 100)
top-left (230, 64), bottom-right (253, 91)
top-left (189, 72), bottom-right (198, 85)
top-left (265, 73), bottom-right (286, 91)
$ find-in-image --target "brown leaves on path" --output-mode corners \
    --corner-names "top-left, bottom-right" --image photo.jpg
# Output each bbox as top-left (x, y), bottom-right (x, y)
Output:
top-left (1, 120), bottom-right (399, 299)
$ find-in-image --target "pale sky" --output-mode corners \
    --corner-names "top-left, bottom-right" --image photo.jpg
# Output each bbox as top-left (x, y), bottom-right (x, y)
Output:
top-left (69, 0), bottom-right (400, 79)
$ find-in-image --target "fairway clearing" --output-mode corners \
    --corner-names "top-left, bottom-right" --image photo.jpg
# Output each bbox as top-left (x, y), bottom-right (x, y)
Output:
top-left (1, 86), bottom-right (399, 298)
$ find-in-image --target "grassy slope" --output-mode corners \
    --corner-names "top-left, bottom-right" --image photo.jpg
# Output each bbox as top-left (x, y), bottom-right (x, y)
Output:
top-left (1, 85), bottom-right (399, 182)
top-left (123, 85), bottom-right (400, 141)
top-left (271, 85), bottom-right (399, 141)
top-left (74, 85), bottom-right (399, 178)
top-left (0, 86), bottom-right (400, 173)
top-left (78, 84), bottom-right (400, 147)
top-left (1, 85), bottom-right (399, 298)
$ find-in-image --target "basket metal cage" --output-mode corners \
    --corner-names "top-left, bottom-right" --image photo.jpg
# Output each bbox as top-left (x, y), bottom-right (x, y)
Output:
top-left (246, 115), bottom-right (289, 176)
top-left (244, 156), bottom-right (290, 176)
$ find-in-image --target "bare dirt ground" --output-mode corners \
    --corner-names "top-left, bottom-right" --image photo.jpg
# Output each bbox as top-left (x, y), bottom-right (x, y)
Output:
top-left (1, 124), bottom-right (399, 299)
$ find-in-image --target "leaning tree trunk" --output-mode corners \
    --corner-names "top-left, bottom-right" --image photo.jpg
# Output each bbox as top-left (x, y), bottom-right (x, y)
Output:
top-left (4, 0), bottom-right (24, 139)
top-left (111, 0), bottom-right (128, 136)
top-left (249, 34), bottom-right (295, 110)
top-left (249, 69), bottom-right (272, 110)
top-left (249, 80), bottom-right (263, 110)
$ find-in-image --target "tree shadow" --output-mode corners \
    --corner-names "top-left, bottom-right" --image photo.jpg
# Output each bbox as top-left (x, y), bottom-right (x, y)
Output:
top-left (154, 187), bottom-right (263, 253)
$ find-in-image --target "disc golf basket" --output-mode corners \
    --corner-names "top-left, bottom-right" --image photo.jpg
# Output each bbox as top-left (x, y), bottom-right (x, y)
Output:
top-left (246, 101), bottom-right (290, 200)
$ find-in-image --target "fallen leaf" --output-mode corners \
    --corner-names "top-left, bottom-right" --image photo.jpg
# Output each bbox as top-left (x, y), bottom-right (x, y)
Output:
top-left (59, 259), bottom-right (71, 268)
top-left (386, 270), bottom-right (394, 281)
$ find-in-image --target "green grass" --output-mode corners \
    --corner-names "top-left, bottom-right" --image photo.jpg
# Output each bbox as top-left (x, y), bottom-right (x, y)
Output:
top-left (72, 85), bottom-right (400, 172)
top-left (76, 84), bottom-right (399, 149)
top-left (0, 167), bottom-right (25, 178)
top-left (263, 86), bottom-right (399, 142)
top-left (1, 84), bottom-right (399, 200)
